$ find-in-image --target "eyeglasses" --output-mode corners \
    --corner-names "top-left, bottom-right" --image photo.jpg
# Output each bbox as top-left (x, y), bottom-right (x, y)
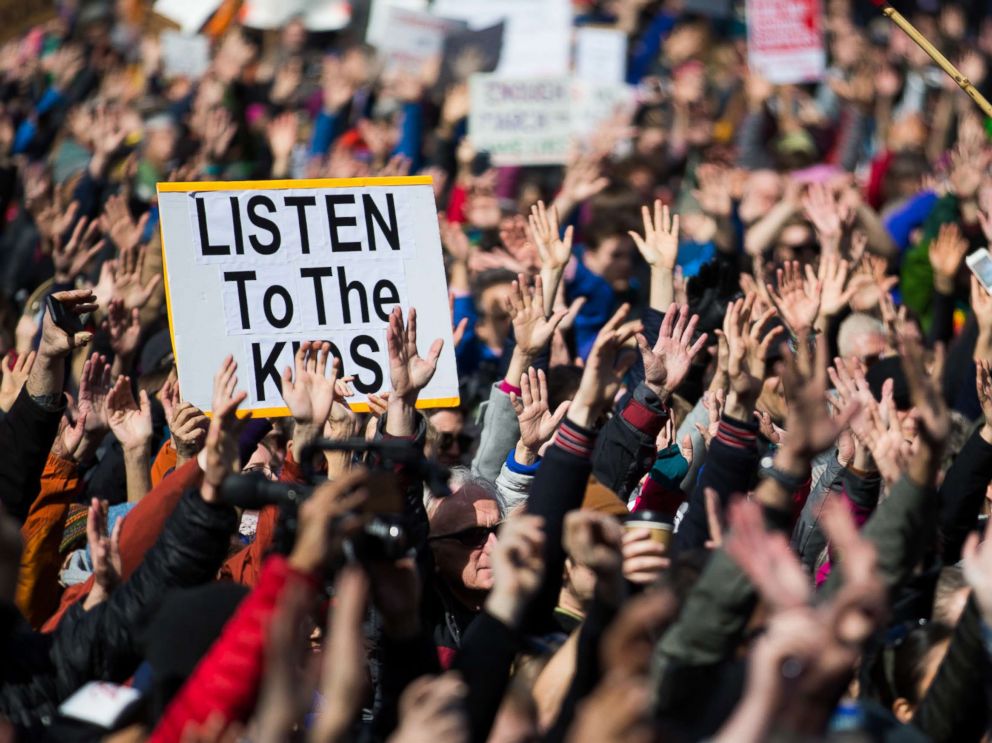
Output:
top-left (428, 522), bottom-right (502, 548)
top-left (437, 432), bottom-right (474, 452)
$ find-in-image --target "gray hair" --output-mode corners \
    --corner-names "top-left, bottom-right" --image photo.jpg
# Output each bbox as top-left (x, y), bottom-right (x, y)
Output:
top-left (837, 313), bottom-right (886, 358)
top-left (423, 466), bottom-right (507, 519)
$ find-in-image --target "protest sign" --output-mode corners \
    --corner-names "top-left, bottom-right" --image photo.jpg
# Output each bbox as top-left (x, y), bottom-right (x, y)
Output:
top-left (469, 75), bottom-right (572, 166)
top-left (161, 31), bottom-right (211, 79)
top-left (437, 22), bottom-right (504, 91)
top-left (152, 0), bottom-right (223, 34)
top-left (432, 0), bottom-right (571, 77)
top-left (157, 176), bottom-right (459, 416)
top-left (574, 27), bottom-right (628, 85)
top-left (365, 0), bottom-right (426, 48)
top-left (745, 0), bottom-right (825, 84)
top-left (570, 80), bottom-right (636, 137)
top-left (379, 8), bottom-right (466, 72)
top-left (240, 0), bottom-right (350, 31)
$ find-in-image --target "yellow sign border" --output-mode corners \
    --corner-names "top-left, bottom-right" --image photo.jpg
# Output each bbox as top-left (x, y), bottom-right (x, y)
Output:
top-left (156, 175), bottom-right (459, 417)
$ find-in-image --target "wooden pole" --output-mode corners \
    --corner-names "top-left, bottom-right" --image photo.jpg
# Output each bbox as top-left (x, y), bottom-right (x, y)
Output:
top-left (875, 2), bottom-right (992, 119)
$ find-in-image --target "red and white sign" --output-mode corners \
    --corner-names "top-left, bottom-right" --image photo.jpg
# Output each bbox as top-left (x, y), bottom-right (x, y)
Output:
top-left (746, 0), bottom-right (825, 84)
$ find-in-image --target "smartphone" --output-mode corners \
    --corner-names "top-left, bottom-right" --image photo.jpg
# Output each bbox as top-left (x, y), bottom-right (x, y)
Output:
top-left (46, 295), bottom-right (84, 335)
top-left (967, 248), bottom-right (992, 292)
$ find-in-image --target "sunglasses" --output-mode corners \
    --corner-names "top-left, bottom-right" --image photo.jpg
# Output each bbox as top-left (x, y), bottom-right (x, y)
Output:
top-left (428, 522), bottom-right (502, 548)
top-left (437, 432), bottom-right (474, 451)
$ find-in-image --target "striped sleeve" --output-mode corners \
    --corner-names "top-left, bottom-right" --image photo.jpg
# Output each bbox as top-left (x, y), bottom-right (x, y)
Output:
top-left (553, 419), bottom-right (597, 459)
top-left (714, 416), bottom-right (758, 450)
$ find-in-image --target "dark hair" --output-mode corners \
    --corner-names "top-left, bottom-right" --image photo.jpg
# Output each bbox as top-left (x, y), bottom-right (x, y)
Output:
top-left (872, 622), bottom-right (953, 707)
top-left (547, 365), bottom-right (583, 411)
top-left (470, 268), bottom-right (516, 308)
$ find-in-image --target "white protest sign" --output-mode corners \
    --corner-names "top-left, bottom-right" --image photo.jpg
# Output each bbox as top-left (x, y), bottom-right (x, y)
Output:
top-left (161, 31), bottom-right (210, 79)
top-left (469, 75), bottom-right (572, 166)
top-left (745, 0), bottom-right (825, 84)
top-left (574, 27), bottom-right (627, 85)
top-left (432, 0), bottom-right (571, 77)
top-left (379, 8), bottom-right (466, 71)
top-left (157, 176), bottom-right (459, 415)
top-left (570, 79), bottom-right (636, 137)
top-left (152, 0), bottom-right (223, 34)
top-left (366, 0), bottom-right (426, 48)
top-left (240, 0), bottom-right (350, 31)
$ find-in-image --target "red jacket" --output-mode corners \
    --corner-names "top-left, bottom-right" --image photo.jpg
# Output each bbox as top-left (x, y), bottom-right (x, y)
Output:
top-left (148, 555), bottom-right (319, 741)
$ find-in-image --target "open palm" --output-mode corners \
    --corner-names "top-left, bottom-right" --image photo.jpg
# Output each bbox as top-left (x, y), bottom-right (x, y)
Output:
top-left (387, 307), bottom-right (443, 403)
top-left (638, 303), bottom-right (707, 400)
top-left (281, 341), bottom-right (338, 427)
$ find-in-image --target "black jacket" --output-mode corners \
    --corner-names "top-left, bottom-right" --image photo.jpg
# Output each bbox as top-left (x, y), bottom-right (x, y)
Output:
top-left (0, 489), bottom-right (237, 729)
top-left (0, 386), bottom-right (64, 523)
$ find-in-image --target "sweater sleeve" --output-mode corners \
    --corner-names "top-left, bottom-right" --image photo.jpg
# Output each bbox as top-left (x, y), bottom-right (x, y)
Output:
top-left (0, 386), bottom-right (64, 523)
top-left (471, 383), bottom-right (522, 484)
top-left (148, 555), bottom-right (319, 742)
top-left (522, 419), bottom-right (597, 634)
top-left (452, 611), bottom-right (520, 743)
top-left (937, 428), bottom-right (992, 564)
top-left (673, 415), bottom-right (761, 555)
top-left (15, 454), bottom-right (82, 628)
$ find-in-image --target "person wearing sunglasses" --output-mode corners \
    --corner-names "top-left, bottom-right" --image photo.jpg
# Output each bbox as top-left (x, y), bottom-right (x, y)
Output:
top-left (424, 470), bottom-right (504, 629)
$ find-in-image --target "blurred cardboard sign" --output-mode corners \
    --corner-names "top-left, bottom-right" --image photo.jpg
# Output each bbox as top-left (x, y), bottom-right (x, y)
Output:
top-left (469, 75), bottom-right (572, 166)
top-left (153, 0), bottom-right (224, 34)
top-left (240, 0), bottom-right (350, 31)
top-left (366, 0), bottom-right (426, 48)
top-left (437, 21), bottom-right (504, 91)
top-left (432, 0), bottom-right (571, 77)
top-left (574, 27), bottom-right (627, 85)
top-left (570, 79), bottom-right (635, 137)
top-left (746, 0), bottom-right (825, 84)
top-left (0, 0), bottom-right (57, 42)
top-left (379, 8), bottom-right (466, 71)
top-left (161, 31), bottom-right (211, 79)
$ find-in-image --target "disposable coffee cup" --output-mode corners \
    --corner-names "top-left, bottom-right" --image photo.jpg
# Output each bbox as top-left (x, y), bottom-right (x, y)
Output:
top-left (624, 510), bottom-right (673, 548)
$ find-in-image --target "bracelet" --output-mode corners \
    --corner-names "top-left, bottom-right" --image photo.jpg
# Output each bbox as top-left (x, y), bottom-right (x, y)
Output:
top-left (29, 392), bottom-right (63, 412)
top-left (759, 464), bottom-right (807, 493)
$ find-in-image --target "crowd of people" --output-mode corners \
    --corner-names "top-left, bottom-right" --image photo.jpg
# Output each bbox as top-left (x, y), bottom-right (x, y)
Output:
top-left (1, 0), bottom-right (992, 740)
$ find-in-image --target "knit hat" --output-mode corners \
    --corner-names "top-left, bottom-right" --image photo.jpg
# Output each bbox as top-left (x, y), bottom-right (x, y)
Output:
top-left (60, 504), bottom-right (88, 555)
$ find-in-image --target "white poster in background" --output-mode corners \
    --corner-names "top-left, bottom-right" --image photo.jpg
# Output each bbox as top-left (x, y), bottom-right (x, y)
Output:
top-left (157, 177), bottom-right (459, 415)
top-left (365, 0), bottom-right (427, 48)
top-left (469, 75), bottom-right (572, 166)
top-left (240, 0), bottom-right (351, 31)
top-left (379, 8), bottom-right (467, 71)
top-left (152, 0), bottom-right (223, 33)
top-left (574, 27), bottom-right (628, 85)
top-left (745, 0), bottom-right (825, 84)
top-left (570, 79), bottom-right (636, 136)
top-left (431, 0), bottom-right (572, 77)
top-left (160, 31), bottom-right (210, 79)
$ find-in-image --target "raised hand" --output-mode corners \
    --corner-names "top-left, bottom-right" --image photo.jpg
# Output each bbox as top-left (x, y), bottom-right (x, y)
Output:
top-left (724, 498), bottom-right (811, 613)
top-left (103, 298), bottom-right (142, 362)
top-left (929, 222), bottom-right (968, 295)
top-left (266, 112), bottom-right (298, 177)
top-left (817, 254), bottom-right (871, 326)
top-left (723, 296), bottom-right (781, 417)
top-left (106, 375), bottom-right (152, 452)
top-left (802, 182), bottom-right (849, 256)
top-left (391, 674), bottom-right (468, 743)
top-left (0, 351), bottom-right (33, 413)
top-left (569, 304), bottom-right (640, 427)
top-left (506, 274), bottom-right (568, 357)
top-left (636, 303), bottom-right (708, 402)
top-left (694, 389), bottom-right (725, 449)
top-left (112, 245), bottom-right (161, 312)
top-left (692, 163), bottom-right (733, 218)
top-left (81, 498), bottom-right (123, 611)
top-left (898, 328), bottom-right (949, 451)
top-left (977, 361), bottom-right (992, 437)
top-left (201, 356), bottom-right (248, 504)
top-left (386, 307), bottom-right (443, 405)
top-left (77, 352), bottom-right (112, 437)
top-left (161, 379), bottom-right (208, 464)
top-left (102, 193), bottom-right (149, 257)
top-left (510, 367), bottom-right (570, 454)
top-left (280, 341), bottom-right (338, 428)
top-left (38, 289), bottom-right (97, 357)
top-left (485, 513), bottom-right (546, 628)
top-left (52, 215), bottom-right (103, 284)
top-left (563, 510), bottom-right (625, 605)
top-left (289, 468), bottom-right (368, 574)
top-left (628, 199), bottom-right (678, 270)
top-left (780, 333), bottom-right (860, 461)
top-left (529, 200), bottom-right (574, 274)
top-left (767, 261), bottom-right (820, 336)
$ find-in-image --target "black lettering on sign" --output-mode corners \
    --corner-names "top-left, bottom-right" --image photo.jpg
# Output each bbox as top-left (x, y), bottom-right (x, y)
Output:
top-left (337, 266), bottom-right (369, 324)
top-left (325, 194), bottom-right (361, 252)
top-left (222, 271), bottom-right (256, 329)
top-left (283, 195), bottom-right (316, 254)
top-left (229, 196), bottom-right (244, 255)
top-left (246, 195), bottom-right (281, 255)
top-left (372, 279), bottom-right (400, 321)
top-left (300, 267), bottom-right (335, 325)
top-left (251, 341), bottom-right (285, 402)
top-left (263, 285), bottom-right (294, 329)
top-left (350, 335), bottom-right (382, 393)
top-left (362, 193), bottom-right (399, 251)
top-left (195, 197), bottom-right (230, 256)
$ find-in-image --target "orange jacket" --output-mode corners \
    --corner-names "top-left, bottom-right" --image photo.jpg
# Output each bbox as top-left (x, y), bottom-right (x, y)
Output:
top-left (151, 440), bottom-right (179, 488)
top-left (41, 457), bottom-right (205, 632)
top-left (16, 454), bottom-right (82, 628)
